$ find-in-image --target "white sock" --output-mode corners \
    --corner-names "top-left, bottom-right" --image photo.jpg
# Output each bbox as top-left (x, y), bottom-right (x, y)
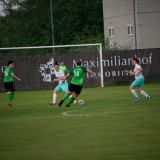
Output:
top-left (131, 89), bottom-right (138, 98)
top-left (140, 90), bottom-right (148, 98)
top-left (53, 94), bottom-right (57, 104)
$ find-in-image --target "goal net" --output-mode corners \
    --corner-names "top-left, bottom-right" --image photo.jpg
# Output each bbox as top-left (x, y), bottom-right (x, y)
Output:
top-left (0, 43), bottom-right (104, 91)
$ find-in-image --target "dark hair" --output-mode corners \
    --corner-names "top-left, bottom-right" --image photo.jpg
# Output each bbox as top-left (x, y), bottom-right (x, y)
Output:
top-left (132, 58), bottom-right (139, 64)
top-left (76, 61), bottom-right (82, 66)
top-left (55, 62), bottom-right (59, 65)
top-left (8, 60), bottom-right (14, 66)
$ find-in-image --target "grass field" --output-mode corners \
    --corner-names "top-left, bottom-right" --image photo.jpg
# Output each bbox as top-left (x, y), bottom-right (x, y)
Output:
top-left (0, 83), bottom-right (160, 160)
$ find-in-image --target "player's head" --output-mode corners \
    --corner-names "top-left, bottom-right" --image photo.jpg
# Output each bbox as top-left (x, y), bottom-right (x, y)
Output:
top-left (131, 58), bottom-right (139, 65)
top-left (54, 64), bottom-right (59, 71)
top-left (8, 60), bottom-right (14, 68)
top-left (76, 61), bottom-right (82, 66)
top-left (60, 61), bottom-right (64, 66)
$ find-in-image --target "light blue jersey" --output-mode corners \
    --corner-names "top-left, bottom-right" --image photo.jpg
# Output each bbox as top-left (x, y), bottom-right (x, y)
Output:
top-left (131, 64), bottom-right (144, 87)
top-left (54, 70), bottom-right (68, 92)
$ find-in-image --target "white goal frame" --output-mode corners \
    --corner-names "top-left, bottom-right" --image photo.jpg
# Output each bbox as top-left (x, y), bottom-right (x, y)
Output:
top-left (0, 43), bottom-right (104, 87)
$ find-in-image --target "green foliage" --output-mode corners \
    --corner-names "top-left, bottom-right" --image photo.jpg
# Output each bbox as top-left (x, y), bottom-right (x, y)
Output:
top-left (0, 0), bottom-right (104, 48)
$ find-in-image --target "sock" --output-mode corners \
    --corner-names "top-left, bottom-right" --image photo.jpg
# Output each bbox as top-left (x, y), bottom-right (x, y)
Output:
top-left (131, 89), bottom-right (138, 98)
top-left (66, 97), bottom-right (75, 106)
top-left (11, 93), bottom-right (15, 101)
top-left (140, 90), bottom-right (148, 98)
top-left (53, 93), bottom-right (57, 103)
top-left (7, 94), bottom-right (12, 103)
top-left (63, 93), bottom-right (70, 101)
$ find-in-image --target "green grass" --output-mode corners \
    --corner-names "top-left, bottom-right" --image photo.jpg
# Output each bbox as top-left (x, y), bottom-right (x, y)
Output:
top-left (0, 83), bottom-right (160, 160)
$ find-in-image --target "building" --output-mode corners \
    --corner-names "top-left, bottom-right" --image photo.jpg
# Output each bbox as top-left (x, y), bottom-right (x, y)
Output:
top-left (103, 0), bottom-right (160, 49)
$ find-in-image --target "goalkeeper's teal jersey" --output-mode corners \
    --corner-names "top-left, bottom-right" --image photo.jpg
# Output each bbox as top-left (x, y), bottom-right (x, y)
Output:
top-left (69, 66), bottom-right (87, 86)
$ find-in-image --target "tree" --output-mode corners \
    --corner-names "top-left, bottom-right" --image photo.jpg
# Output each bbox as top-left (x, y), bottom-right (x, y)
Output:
top-left (0, 0), bottom-right (52, 47)
top-left (0, 0), bottom-right (104, 47)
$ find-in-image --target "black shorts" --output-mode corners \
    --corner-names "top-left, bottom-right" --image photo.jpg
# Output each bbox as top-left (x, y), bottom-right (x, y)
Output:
top-left (69, 83), bottom-right (82, 95)
top-left (4, 82), bottom-right (15, 92)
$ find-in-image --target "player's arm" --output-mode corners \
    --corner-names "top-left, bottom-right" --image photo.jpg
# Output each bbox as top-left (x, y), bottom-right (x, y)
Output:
top-left (53, 71), bottom-right (66, 82)
top-left (54, 76), bottom-right (65, 82)
top-left (124, 70), bottom-right (134, 75)
top-left (63, 68), bottom-right (73, 81)
top-left (87, 69), bottom-right (98, 79)
top-left (11, 73), bottom-right (21, 81)
top-left (63, 73), bottom-right (70, 81)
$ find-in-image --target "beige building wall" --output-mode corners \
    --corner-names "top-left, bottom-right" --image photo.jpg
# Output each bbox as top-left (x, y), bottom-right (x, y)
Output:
top-left (103, 0), bottom-right (160, 49)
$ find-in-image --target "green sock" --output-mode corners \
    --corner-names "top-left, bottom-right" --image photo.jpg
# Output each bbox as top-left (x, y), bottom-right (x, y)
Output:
top-left (7, 94), bottom-right (12, 103)
top-left (66, 97), bottom-right (75, 106)
top-left (63, 93), bottom-right (70, 101)
top-left (11, 93), bottom-right (15, 101)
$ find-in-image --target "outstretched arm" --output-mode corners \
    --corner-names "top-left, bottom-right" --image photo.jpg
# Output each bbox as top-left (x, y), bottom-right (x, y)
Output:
top-left (60, 73), bottom-right (70, 83)
top-left (124, 70), bottom-right (134, 75)
top-left (53, 76), bottom-right (64, 82)
top-left (11, 73), bottom-right (21, 81)
top-left (87, 69), bottom-right (98, 79)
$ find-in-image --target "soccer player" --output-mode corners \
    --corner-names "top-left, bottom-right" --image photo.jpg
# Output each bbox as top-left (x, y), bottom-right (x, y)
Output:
top-left (4, 61), bottom-right (21, 106)
top-left (50, 64), bottom-right (68, 105)
top-left (59, 61), bottom-right (98, 107)
top-left (59, 61), bottom-right (68, 75)
top-left (125, 57), bottom-right (151, 102)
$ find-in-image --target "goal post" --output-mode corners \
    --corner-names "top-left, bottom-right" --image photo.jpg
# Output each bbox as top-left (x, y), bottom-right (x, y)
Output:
top-left (0, 43), bottom-right (104, 91)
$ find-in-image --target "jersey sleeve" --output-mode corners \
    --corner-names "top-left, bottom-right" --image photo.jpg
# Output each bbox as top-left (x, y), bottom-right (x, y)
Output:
top-left (69, 69), bottom-right (74, 75)
top-left (10, 68), bottom-right (14, 74)
top-left (82, 66), bottom-right (87, 72)
top-left (137, 65), bottom-right (142, 70)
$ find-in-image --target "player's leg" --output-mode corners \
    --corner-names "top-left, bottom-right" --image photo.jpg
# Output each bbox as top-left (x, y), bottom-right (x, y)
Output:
top-left (62, 81), bottom-right (74, 99)
top-left (10, 82), bottom-right (15, 102)
top-left (7, 91), bottom-right (12, 106)
top-left (66, 85), bottom-right (82, 107)
top-left (66, 92), bottom-right (79, 107)
top-left (62, 81), bottom-right (74, 100)
top-left (59, 83), bottom-right (73, 107)
top-left (59, 90), bottom-right (72, 107)
top-left (137, 79), bottom-right (151, 101)
top-left (50, 88), bottom-right (59, 105)
top-left (4, 82), bottom-right (14, 106)
top-left (130, 80), bottom-right (140, 102)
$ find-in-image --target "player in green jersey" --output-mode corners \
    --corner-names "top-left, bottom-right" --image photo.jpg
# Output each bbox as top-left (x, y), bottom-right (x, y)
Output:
top-left (59, 61), bottom-right (68, 75)
top-left (59, 61), bottom-right (98, 107)
top-left (4, 61), bottom-right (21, 107)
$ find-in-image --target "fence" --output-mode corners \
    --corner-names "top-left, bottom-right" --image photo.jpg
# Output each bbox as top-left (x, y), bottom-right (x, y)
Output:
top-left (0, 48), bottom-right (160, 91)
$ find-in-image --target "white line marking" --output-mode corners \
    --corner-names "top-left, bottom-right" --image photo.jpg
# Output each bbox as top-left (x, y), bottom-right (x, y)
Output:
top-left (62, 108), bottom-right (88, 116)
top-left (62, 108), bottom-right (160, 117)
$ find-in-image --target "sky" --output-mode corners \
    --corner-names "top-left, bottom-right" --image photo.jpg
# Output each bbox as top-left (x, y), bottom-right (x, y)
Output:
top-left (0, 2), bottom-right (4, 16)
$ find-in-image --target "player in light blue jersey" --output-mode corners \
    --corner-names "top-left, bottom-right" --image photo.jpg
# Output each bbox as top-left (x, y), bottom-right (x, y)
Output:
top-left (125, 58), bottom-right (151, 102)
top-left (50, 65), bottom-right (68, 105)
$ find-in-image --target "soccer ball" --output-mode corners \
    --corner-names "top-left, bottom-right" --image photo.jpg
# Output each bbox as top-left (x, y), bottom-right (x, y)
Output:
top-left (78, 100), bottom-right (85, 106)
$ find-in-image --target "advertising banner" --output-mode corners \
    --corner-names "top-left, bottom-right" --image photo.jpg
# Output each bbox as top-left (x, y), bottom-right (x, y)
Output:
top-left (0, 48), bottom-right (160, 91)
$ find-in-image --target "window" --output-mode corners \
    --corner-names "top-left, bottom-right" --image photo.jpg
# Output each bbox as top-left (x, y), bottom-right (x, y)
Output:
top-left (108, 27), bottom-right (114, 38)
top-left (127, 25), bottom-right (133, 36)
